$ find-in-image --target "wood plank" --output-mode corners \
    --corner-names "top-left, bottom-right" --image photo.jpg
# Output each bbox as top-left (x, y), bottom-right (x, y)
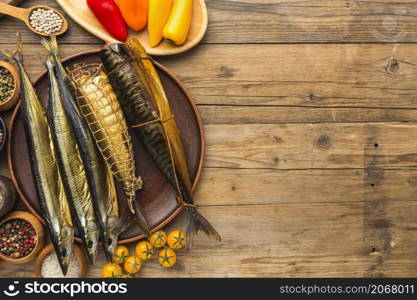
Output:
top-left (204, 0), bottom-right (417, 43)
top-left (199, 105), bottom-right (417, 124)
top-left (3, 202), bottom-right (417, 277)
top-left (7, 111), bottom-right (417, 171)
top-left (3, 0), bottom-right (417, 44)
top-left (2, 155), bottom-right (417, 208)
top-left (195, 168), bottom-right (417, 206)
top-left (3, 46), bottom-right (417, 170)
top-left (204, 123), bottom-right (417, 169)
top-left (158, 43), bottom-right (417, 108)
top-left (0, 0), bottom-right (24, 7)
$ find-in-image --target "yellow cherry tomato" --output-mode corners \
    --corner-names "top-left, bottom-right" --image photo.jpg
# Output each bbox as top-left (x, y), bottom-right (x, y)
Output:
top-left (135, 241), bottom-right (154, 260)
top-left (150, 230), bottom-right (167, 248)
top-left (102, 263), bottom-right (123, 278)
top-left (167, 230), bottom-right (186, 249)
top-left (158, 248), bottom-right (177, 268)
top-left (112, 245), bottom-right (130, 264)
top-left (124, 256), bottom-right (142, 274)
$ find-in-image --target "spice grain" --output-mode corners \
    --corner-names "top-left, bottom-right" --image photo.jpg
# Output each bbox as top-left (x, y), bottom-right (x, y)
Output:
top-left (0, 67), bottom-right (14, 103)
top-left (41, 251), bottom-right (80, 278)
top-left (0, 219), bottom-right (36, 258)
top-left (29, 9), bottom-right (63, 34)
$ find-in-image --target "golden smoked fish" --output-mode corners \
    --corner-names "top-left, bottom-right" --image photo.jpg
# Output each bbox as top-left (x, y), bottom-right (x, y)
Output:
top-left (2, 35), bottom-right (73, 274)
top-left (42, 37), bottom-right (119, 260)
top-left (43, 51), bottom-right (99, 263)
top-left (68, 65), bottom-right (149, 236)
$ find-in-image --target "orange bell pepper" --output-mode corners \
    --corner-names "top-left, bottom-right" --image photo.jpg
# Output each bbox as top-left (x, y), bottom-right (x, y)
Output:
top-left (118, 0), bottom-right (148, 31)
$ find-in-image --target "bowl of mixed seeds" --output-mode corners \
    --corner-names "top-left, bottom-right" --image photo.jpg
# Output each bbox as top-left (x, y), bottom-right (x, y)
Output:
top-left (0, 61), bottom-right (20, 112)
top-left (0, 211), bottom-right (44, 264)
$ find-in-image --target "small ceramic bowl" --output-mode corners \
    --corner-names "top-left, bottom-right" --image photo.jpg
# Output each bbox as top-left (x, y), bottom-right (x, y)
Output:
top-left (34, 244), bottom-right (88, 278)
top-left (0, 61), bottom-right (20, 112)
top-left (0, 115), bottom-right (7, 155)
top-left (0, 211), bottom-right (44, 264)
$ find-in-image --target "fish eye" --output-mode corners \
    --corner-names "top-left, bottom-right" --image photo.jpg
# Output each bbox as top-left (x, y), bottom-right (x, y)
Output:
top-left (61, 248), bottom-right (67, 257)
top-left (107, 238), bottom-right (112, 246)
top-left (87, 240), bottom-right (93, 247)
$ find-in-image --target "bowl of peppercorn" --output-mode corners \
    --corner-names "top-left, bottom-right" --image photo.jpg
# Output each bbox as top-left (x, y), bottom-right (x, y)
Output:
top-left (0, 211), bottom-right (44, 264)
top-left (0, 60), bottom-right (20, 112)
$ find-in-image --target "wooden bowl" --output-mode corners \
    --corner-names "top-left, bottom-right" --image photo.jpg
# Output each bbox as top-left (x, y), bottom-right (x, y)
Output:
top-left (57, 0), bottom-right (208, 55)
top-left (34, 243), bottom-right (88, 278)
top-left (0, 211), bottom-right (44, 264)
top-left (8, 50), bottom-right (204, 244)
top-left (0, 61), bottom-right (20, 112)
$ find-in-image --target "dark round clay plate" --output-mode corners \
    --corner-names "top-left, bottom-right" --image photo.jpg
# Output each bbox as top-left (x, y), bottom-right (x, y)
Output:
top-left (8, 50), bottom-right (204, 244)
top-left (0, 115), bottom-right (7, 155)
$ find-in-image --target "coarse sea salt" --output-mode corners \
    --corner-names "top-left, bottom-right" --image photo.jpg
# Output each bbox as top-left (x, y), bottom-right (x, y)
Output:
top-left (41, 251), bottom-right (80, 278)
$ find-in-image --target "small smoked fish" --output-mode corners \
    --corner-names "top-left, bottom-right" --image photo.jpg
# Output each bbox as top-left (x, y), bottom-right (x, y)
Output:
top-left (42, 37), bottom-right (119, 260)
top-left (43, 51), bottom-right (99, 263)
top-left (100, 39), bottom-right (220, 245)
top-left (2, 35), bottom-right (73, 274)
top-left (68, 64), bottom-right (149, 236)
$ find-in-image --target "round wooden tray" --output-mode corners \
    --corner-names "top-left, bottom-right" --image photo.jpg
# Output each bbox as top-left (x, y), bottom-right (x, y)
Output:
top-left (8, 49), bottom-right (204, 244)
top-left (57, 0), bottom-right (208, 56)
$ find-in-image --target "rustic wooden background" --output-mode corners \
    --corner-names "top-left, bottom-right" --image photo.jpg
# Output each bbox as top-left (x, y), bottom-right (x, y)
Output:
top-left (1, 0), bottom-right (417, 277)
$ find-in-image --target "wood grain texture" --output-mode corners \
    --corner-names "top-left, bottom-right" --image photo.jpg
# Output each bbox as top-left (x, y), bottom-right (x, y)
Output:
top-left (194, 168), bottom-right (417, 206)
top-left (4, 43), bottom-right (417, 122)
top-left (3, 202), bottom-right (417, 277)
top-left (0, 0), bottom-right (417, 278)
top-left (205, 123), bottom-right (417, 169)
top-left (204, 0), bottom-right (417, 43)
top-left (157, 43), bottom-right (417, 108)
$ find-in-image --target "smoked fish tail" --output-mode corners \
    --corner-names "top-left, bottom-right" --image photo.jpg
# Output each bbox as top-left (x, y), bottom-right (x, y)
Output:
top-left (179, 181), bottom-right (221, 247)
top-left (41, 36), bottom-right (67, 78)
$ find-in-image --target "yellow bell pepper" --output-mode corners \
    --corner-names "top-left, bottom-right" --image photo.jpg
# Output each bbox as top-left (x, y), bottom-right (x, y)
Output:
top-left (163, 0), bottom-right (193, 46)
top-left (148, 0), bottom-right (173, 47)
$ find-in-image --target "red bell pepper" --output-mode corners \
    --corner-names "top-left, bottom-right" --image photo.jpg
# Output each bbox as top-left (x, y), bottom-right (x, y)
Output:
top-left (87, 0), bottom-right (128, 42)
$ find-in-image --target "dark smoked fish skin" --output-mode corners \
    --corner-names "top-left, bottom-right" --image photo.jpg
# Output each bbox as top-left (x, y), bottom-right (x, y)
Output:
top-left (43, 37), bottom-right (119, 260)
top-left (99, 45), bottom-right (178, 193)
top-left (100, 41), bottom-right (221, 244)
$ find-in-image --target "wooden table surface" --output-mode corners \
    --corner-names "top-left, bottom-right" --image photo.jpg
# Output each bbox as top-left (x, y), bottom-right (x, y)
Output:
top-left (1, 0), bottom-right (417, 278)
